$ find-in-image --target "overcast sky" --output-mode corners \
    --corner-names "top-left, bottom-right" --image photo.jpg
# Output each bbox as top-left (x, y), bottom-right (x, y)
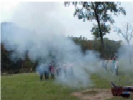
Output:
top-left (1, 2), bottom-right (133, 44)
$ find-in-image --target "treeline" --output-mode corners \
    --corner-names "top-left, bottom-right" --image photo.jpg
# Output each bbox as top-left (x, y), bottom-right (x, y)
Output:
top-left (1, 36), bottom-right (121, 74)
top-left (69, 36), bottom-right (122, 58)
top-left (1, 44), bottom-right (36, 74)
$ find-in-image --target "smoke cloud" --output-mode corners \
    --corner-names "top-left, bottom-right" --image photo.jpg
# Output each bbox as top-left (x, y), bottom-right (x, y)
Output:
top-left (1, 2), bottom-right (101, 88)
top-left (117, 45), bottom-right (133, 70)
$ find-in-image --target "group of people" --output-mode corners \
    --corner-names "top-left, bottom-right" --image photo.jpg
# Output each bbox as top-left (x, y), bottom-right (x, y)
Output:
top-left (39, 63), bottom-right (55, 81)
top-left (38, 63), bottom-right (74, 81)
top-left (56, 64), bottom-right (74, 77)
top-left (103, 56), bottom-right (118, 76)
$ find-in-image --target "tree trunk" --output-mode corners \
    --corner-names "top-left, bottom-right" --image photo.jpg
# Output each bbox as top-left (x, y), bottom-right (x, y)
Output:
top-left (98, 23), bottom-right (105, 58)
top-left (92, 3), bottom-right (105, 58)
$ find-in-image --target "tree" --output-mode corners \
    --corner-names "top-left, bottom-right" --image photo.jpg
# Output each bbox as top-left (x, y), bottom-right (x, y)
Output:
top-left (64, 2), bottom-right (126, 58)
top-left (114, 22), bottom-right (133, 64)
top-left (69, 36), bottom-right (121, 58)
top-left (114, 22), bottom-right (133, 45)
top-left (103, 38), bottom-right (122, 58)
top-left (70, 36), bottom-right (95, 53)
top-left (1, 43), bottom-right (22, 74)
top-left (91, 23), bottom-right (111, 39)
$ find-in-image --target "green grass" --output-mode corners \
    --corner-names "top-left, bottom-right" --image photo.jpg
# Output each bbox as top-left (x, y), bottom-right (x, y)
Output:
top-left (1, 73), bottom-right (78, 100)
top-left (1, 72), bottom-right (133, 100)
top-left (92, 69), bottom-right (133, 87)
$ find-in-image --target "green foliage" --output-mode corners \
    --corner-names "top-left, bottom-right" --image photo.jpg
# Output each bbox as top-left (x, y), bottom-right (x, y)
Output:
top-left (1, 44), bottom-right (21, 71)
top-left (1, 44), bottom-right (11, 69)
top-left (1, 36), bottom-right (121, 73)
top-left (103, 38), bottom-right (122, 58)
top-left (70, 36), bottom-right (121, 58)
top-left (70, 36), bottom-right (91, 53)
top-left (65, 2), bottom-right (126, 58)
top-left (91, 24), bottom-right (111, 39)
top-left (64, 2), bottom-right (126, 38)
top-left (1, 43), bottom-right (35, 73)
top-left (23, 57), bottom-right (34, 69)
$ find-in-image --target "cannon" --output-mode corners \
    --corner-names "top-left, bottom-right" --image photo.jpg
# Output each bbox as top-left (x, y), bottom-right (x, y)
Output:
top-left (111, 82), bottom-right (133, 98)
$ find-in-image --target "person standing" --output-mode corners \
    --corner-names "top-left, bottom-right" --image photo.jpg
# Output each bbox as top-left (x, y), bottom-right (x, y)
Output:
top-left (114, 57), bottom-right (118, 76)
top-left (44, 64), bottom-right (49, 80)
top-left (112, 57), bottom-right (115, 73)
top-left (56, 67), bottom-right (62, 76)
top-left (104, 59), bottom-right (108, 71)
top-left (49, 64), bottom-right (52, 77)
top-left (51, 65), bottom-right (55, 79)
top-left (40, 72), bottom-right (43, 81)
top-left (36, 64), bottom-right (44, 81)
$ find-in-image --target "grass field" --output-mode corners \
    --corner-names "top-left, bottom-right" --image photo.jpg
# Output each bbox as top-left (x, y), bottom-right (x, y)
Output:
top-left (1, 72), bottom-right (133, 100)
top-left (1, 73), bottom-right (78, 100)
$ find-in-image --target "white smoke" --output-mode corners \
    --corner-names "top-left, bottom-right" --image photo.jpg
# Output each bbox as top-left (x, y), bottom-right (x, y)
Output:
top-left (1, 2), bottom-right (101, 88)
top-left (117, 45), bottom-right (133, 71)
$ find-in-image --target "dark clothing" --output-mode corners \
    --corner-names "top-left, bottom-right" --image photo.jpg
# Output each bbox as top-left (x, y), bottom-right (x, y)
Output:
top-left (49, 66), bottom-right (52, 72)
top-left (44, 71), bottom-right (49, 79)
top-left (40, 75), bottom-right (43, 81)
top-left (49, 65), bottom-right (55, 79)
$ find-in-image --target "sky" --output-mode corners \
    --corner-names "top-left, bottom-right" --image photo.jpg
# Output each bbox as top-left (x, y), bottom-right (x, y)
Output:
top-left (0, 1), bottom-right (133, 45)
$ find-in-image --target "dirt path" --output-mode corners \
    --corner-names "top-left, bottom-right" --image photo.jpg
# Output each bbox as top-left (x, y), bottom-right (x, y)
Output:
top-left (71, 89), bottom-right (114, 100)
